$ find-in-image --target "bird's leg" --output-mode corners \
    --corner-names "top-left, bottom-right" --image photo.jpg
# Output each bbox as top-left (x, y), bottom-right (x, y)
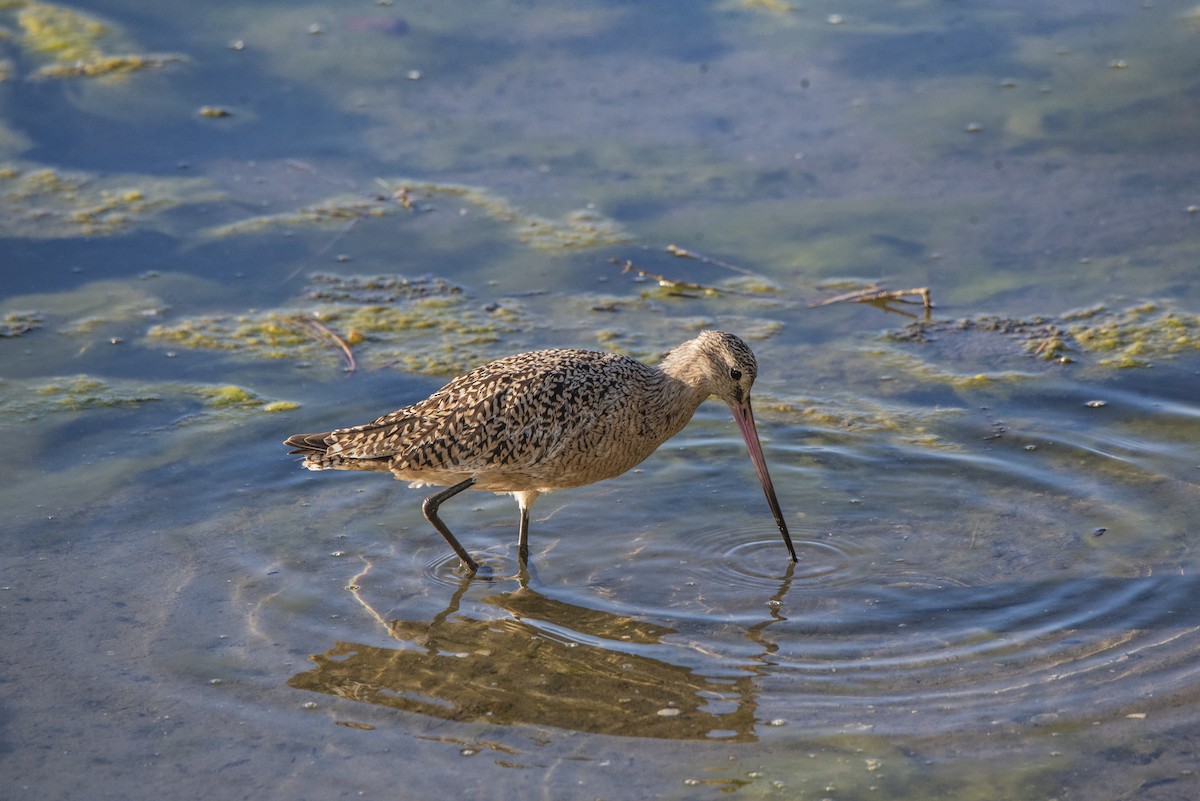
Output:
top-left (512, 490), bottom-right (540, 566)
top-left (422, 478), bottom-right (478, 572)
top-left (517, 505), bottom-right (530, 564)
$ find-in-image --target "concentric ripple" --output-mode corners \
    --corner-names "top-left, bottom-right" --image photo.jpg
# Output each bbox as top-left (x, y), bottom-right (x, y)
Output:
top-left (741, 571), bottom-right (1200, 734)
top-left (420, 546), bottom-right (515, 587)
top-left (688, 522), bottom-right (855, 590)
top-left (352, 378), bottom-right (1200, 740)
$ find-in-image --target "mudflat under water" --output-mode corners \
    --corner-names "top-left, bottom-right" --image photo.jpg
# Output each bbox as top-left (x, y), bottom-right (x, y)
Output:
top-left (3, 1), bottom-right (1200, 799)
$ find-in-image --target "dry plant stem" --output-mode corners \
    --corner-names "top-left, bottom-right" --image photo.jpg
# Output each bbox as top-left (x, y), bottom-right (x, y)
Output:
top-left (611, 259), bottom-right (722, 294)
top-left (290, 315), bottom-right (357, 372)
top-left (312, 216), bottom-right (362, 261)
top-left (283, 217), bottom-right (363, 284)
top-left (284, 183), bottom-right (414, 284)
top-left (811, 285), bottom-right (933, 311)
top-left (665, 244), bottom-right (763, 278)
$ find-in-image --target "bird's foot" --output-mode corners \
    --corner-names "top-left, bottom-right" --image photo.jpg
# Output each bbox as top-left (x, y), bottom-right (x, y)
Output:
top-left (457, 559), bottom-right (493, 580)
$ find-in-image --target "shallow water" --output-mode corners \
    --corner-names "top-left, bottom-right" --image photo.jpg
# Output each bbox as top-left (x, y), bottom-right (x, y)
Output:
top-left (3, 1), bottom-right (1200, 799)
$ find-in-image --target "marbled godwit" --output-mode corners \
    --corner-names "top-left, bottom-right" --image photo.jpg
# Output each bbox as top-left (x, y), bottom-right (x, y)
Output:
top-left (284, 330), bottom-right (796, 572)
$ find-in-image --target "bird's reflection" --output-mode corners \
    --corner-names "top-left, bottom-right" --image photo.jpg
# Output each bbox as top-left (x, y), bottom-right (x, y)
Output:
top-left (289, 564), bottom-right (795, 740)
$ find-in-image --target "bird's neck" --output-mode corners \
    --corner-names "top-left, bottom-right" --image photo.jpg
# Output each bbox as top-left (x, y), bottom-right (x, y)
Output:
top-left (657, 340), bottom-right (715, 400)
top-left (651, 349), bottom-right (713, 436)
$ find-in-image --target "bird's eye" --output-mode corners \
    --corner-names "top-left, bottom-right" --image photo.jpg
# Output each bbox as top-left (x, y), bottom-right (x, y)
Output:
top-left (729, 368), bottom-right (742, 381)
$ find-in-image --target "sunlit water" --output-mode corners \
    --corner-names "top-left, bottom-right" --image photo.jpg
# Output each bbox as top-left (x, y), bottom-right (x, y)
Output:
top-left (4, 0), bottom-right (1200, 799)
top-left (274, 382), bottom-right (1200, 743)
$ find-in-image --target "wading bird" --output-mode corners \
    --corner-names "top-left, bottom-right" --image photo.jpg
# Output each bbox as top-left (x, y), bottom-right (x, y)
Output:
top-left (285, 330), bottom-right (796, 572)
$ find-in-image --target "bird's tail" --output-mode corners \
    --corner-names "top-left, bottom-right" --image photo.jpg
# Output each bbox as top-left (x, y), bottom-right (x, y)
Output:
top-left (284, 432), bottom-right (394, 472)
top-left (285, 432), bottom-right (347, 471)
top-left (284, 432), bottom-right (331, 456)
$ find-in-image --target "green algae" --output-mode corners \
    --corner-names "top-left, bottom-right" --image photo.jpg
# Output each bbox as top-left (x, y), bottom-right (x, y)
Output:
top-left (513, 207), bottom-right (631, 250)
top-left (886, 302), bottom-right (1200, 378)
top-left (5, 0), bottom-right (182, 80)
top-left (0, 162), bottom-right (219, 238)
top-left (868, 341), bottom-right (1036, 391)
top-left (206, 178), bottom-right (631, 251)
top-left (765, 389), bottom-right (964, 449)
top-left (585, 311), bottom-right (756, 361)
top-left (0, 278), bottom-right (167, 333)
top-left (737, 0), bottom-right (796, 13)
top-left (0, 310), bottom-right (42, 337)
top-left (145, 273), bottom-right (528, 376)
top-left (0, 375), bottom-right (299, 422)
top-left (148, 311), bottom-right (311, 357)
top-left (1069, 302), bottom-right (1200, 368)
top-left (305, 272), bottom-right (463, 303)
top-left (35, 52), bottom-right (181, 79)
top-left (15, 1), bottom-right (108, 62)
top-left (1, 273), bottom-right (522, 380)
top-left (196, 384), bottom-right (266, 409)
top-left (204, 193), bottom-right (395, 236)
top-left (28, 374), bottom-right (159, 412)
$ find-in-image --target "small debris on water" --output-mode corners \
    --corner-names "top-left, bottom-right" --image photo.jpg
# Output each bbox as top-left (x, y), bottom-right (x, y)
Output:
top-left (1092, 528), bottom-right (1107, 537)
top-left (335, 721), bottom-right (375, 730)
top-left (1086, 400), bottom-right (1107, 408)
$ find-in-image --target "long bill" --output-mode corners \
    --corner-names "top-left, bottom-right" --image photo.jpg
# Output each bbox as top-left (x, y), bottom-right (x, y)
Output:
top-left (730, 398), bottom-right (798, 563)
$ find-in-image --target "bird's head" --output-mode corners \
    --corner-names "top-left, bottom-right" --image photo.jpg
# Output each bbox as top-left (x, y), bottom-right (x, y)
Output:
top-left (662, 329), bottom-right (759, 405)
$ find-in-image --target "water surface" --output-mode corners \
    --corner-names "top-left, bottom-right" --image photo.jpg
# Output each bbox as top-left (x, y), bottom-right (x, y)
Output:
top-left (3, 1), bottom-right (1200, 799)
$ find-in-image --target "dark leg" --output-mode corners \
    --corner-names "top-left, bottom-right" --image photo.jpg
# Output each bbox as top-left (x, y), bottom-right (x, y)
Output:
top-left (517, 505), bottom-right (530, 565)
top-left (513, 490), bottom-right (539, 567)
top-left (422, 478), bottom-right (478, 572)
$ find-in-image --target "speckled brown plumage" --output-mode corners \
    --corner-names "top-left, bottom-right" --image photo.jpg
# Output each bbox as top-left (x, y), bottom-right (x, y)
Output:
top-left (285, 330), bottom-right (795, 572)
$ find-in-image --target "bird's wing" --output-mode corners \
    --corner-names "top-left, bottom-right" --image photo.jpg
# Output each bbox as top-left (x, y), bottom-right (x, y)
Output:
top-left (321, 349), bottom-right (626, 474)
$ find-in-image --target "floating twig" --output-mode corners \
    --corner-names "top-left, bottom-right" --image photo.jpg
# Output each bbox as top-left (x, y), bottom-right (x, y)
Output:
top-left (283, 179), bottom-right (416, 284)
top-left (376, 179), bottom-right (414, 209)
top-left (811, 285), bottom-right (933, 313)
top-left (610, 258), bottom-right (721, 296)
top-left (665, 244), bottom-right (763, 278)
top-left (290, 315), bottom-right (358, 372)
